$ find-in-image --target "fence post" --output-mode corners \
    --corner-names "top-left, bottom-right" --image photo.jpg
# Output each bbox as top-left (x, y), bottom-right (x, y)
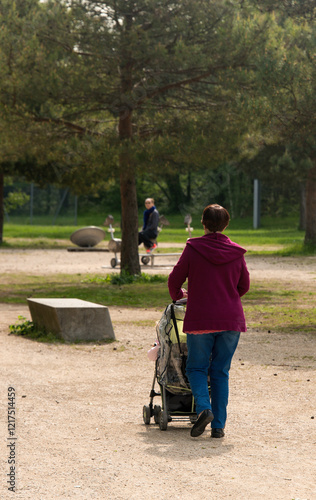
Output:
top-left (253, 179), bottom-right (261, 229)
top-left (52, 188), bottom-right (69, 225)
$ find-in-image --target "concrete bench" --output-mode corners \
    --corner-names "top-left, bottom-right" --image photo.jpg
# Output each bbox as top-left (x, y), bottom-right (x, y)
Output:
top-left (27, 298), bottom-right (115, 342)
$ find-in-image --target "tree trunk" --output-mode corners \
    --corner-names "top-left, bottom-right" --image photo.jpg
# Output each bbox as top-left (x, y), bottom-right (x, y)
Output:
top-left (299, 182), bottom-right (306, 231)
top-left (119, 110), bottom-right (141, 275)
top-left (304, 163), bottom-right (316, 246)
top-left (0, 172), bottom-right (3, 244)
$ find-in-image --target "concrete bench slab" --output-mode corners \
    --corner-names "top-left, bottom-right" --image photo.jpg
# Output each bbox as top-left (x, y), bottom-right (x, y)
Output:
top-left (27, 298), bottom-right (115, 342)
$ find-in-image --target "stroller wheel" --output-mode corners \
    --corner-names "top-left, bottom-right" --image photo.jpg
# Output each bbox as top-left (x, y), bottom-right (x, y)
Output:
top-left (143, 405), bottom-right (151, 425)
top-left (153, 405), bottom-right (161, 424)
top-left (158, 410), bottom-right (168, 431)
top-left (141, 256), bottom-right (150, 265)
top-left (110, 257), bottom-right (117, 268)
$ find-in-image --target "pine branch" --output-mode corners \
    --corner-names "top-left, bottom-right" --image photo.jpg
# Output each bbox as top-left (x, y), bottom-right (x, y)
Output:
top-left (32, 116), bottom-right (104, 137)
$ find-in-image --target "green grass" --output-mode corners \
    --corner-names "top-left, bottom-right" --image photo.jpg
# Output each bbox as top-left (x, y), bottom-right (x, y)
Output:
top-left (0, 273), bottom-right (171, 307)
top-left (1, 273), bottom-right (315, 335)
top-left (2, 215), bottom-right (314, 255)
top-left (9, 315), bottom-right (64, 343)
top-left (243, 284), bottom-right (316, 334)
top-left (83, 271), bottom-right (167, 285)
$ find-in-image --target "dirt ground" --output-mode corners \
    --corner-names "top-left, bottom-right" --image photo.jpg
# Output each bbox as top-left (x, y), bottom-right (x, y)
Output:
top-left (0, 248), bottom-right (316, 500)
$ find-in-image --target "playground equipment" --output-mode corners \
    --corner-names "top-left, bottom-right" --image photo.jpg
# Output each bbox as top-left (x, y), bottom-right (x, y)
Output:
top-left (139, 214), bottom-right (193, 266)
top-left (104, 214), bottom-right (170, 268)
top-left (104, 213), bottom-right (193, 268)
top-left (184, 214), bottom-right (194, 238)
top-left (104, 215), bottom-right (122, 268)
top-left (70, 226), bottom-right (106, 248)
top-left (140, 214), bottom-right (170, 265)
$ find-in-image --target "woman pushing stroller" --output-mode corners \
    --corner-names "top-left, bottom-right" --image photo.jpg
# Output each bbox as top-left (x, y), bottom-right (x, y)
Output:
top-left (168, 204), bottom-right (250, 438)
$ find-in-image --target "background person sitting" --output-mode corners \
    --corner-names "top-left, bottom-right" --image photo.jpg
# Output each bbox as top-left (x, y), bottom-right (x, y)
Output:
top-left (138, 198), bottom-right (159, 253)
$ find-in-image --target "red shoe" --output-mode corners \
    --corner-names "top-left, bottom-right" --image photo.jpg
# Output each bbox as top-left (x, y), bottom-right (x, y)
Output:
top-left (146, 243), bottom-right (157, 254)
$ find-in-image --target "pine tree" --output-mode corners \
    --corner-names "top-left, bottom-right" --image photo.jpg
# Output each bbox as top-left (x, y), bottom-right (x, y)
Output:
top-left (0, 0), bottom-right (274, 269)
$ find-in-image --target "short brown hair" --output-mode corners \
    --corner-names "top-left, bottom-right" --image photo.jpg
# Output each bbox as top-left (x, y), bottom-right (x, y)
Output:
top-left (201, 204), bottom-right (230, 232)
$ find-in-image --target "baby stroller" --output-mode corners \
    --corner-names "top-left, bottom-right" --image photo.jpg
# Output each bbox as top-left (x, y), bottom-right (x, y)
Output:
top-left (143, 299), bottom-right (210, 431)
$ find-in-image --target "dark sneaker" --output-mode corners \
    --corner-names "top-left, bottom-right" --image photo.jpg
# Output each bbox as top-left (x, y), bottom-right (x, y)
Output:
top-left (211, 428), bottom-right (225, 438)
top-left (190, 409), bottom-right (214, 437)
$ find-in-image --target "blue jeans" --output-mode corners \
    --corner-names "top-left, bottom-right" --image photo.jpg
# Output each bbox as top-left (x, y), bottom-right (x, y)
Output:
top-left (186, 331), bottom-right (240, 429)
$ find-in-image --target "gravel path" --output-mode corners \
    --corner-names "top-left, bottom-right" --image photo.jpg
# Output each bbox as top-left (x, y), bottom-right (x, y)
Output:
top-left (0, 248), bottom-right (315, 499)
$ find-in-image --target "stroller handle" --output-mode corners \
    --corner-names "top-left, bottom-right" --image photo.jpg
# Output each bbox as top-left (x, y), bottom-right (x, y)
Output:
top-left (173, 298), bottom-right (187, 305)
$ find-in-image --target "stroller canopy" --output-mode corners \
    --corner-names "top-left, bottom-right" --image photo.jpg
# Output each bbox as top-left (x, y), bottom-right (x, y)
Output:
top-left (156, 301), bottom-right (190, 394)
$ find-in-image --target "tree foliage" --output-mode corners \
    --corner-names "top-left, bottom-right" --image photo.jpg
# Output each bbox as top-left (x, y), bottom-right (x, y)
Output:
top-left (1, 0), bottom-right (274, 270)
top-left (237, 2), bottom-right (315, 241)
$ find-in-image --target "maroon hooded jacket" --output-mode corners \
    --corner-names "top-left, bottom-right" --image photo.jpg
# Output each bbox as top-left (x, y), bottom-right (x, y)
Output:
top-left (168, 232), bottom-right (250, 333)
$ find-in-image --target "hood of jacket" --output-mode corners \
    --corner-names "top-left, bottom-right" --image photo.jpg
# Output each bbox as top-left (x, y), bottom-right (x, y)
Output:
top-left (186, 232), bottom-right (246, 265)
